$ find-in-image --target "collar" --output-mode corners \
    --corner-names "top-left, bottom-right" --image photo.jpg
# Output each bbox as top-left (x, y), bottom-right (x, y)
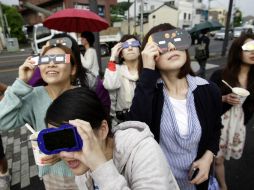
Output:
top-left (157, 74), bottom-right (209, 92)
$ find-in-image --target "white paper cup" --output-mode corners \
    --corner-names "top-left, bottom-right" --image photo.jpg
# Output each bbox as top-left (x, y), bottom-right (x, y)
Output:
top-left (30, 132), bottom-right (52, 166)
top-left (232, 87), bottom-right (250, 104)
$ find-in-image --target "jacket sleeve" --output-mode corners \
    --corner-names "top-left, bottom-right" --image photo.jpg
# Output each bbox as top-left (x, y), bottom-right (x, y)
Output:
top-left (91, 140), bottom-right (180, 190)
top-left (127, 68), bottom-right (159, 126)
top-left (207, 82), bottom-right (223, 155)
top-left (103, 63), bottom-right (121, 90)
top-left (0, 79), bottom-right (34, 130)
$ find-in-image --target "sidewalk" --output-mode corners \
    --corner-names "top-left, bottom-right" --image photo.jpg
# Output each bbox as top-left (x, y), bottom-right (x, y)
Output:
top-left (1, 126), bottom-right (45, 190)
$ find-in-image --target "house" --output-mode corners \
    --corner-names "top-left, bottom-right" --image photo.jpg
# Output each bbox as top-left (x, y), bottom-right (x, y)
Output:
top-left (19, 0), bottom-right (117, 26)
top-left (118, 3), bottom-right (178, 36)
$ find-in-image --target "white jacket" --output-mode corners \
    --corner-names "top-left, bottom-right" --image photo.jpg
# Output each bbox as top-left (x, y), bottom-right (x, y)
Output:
top-left (75, 121), bottom-right (179, 190)
top-left (103, 64), bottom-right (138, 116)
top-left (81, 48), bottom-right (99, 77)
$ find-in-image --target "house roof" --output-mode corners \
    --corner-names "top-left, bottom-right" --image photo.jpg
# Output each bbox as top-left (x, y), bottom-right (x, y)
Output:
top-left (149, 3), bottom-right (178, 15)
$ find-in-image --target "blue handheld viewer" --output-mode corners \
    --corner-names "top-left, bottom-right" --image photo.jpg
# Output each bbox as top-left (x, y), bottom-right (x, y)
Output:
top-left (38, 124), bottom-right (83, 155)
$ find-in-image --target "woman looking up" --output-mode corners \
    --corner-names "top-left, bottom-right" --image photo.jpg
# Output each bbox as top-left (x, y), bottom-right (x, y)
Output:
top-left (210, 32), bottom-right (254, 190)
top-left (128, 23), bottom-right (222, 190)
top-left (103, 35), bottom-right (141, 126)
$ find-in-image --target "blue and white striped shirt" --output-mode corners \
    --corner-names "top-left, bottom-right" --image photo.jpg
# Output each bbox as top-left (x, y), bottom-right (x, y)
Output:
top-left (159, 75), bottom-right (208, 190)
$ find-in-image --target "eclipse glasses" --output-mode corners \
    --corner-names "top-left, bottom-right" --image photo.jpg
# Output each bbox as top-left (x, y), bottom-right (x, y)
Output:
top-left (49, 37), bottom-right (72, 49)
top-left (242, 40), bottom-right (254, 51)
top-left (122, 40), bottom-right (141, 49)
top-left (148, 29), bottom-right (192, 53)
top-left (38, 123), bottom-right (83, 155)
top-left (38, 54), bottom-right (70, 65)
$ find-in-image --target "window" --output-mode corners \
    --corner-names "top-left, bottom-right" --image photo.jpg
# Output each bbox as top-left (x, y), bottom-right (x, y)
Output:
top-left (189, 14), bottom-right (191, 20)
top-left (98, 6), bottom-right (105, 17)
top-left (151, 5), bottom-right (155, 10)
top-left (184, 13), bottom-right (186, 19)
top-left (74, 3), bottom-right (104, 17)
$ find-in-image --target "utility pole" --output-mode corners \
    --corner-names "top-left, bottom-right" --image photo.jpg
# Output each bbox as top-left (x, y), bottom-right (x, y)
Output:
top-left (221, 0), bottom-right (233, 56)
top-left (127, 0), bottom-right (130, 34)
top-left (88, 0), bottom-right (102, 77)
top-left (134, 0), bottom-right (136, 34)
top-left (207, 0), bottom-right (210, 21)
top-left (140, 0), bottom-right (144, 40)
top-left (0, 2), bottom-right (6, 38)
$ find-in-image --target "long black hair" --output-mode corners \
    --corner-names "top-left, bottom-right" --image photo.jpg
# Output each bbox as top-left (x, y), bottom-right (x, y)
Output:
top-left (45, 87), bottom-right (112, 136)
top-left (222, 32), bottom-right (254, 91)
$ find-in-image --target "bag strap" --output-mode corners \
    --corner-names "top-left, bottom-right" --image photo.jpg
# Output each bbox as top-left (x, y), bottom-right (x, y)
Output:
top-left (210, 155), bottom-right (216, 184)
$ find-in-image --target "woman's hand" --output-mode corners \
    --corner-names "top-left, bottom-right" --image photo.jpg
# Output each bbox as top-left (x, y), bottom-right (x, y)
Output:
top-left (189, 150), bottom-right (214, 185)
top-left (110, 43), bottom-right (123, 61)
top-left (222, 93), bottom-right (240, 106)
top-left (18, 57), bottom-right (37, 83)
top-left (59, 119), bottom-right (107, 171)
top-left (141, 42), bottom-right (160, 70)
top-left (40, 154), bottom-right (61, 165)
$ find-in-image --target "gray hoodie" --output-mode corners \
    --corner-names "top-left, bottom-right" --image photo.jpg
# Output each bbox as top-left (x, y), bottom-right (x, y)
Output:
top-left (75, 121), bottom-right (179, 190)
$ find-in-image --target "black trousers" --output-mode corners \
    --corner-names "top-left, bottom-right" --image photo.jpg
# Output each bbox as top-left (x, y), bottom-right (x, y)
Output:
top-left (197, 59), bottom-right (207, 78)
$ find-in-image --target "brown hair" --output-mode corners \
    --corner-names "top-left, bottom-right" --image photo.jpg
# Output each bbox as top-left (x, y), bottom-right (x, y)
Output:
top-left (222, 32), bottom-right (254, 93)
top-left (139, 23), bottom-right (194, 78)
top-left (44, 33), bottom-right (88, 87)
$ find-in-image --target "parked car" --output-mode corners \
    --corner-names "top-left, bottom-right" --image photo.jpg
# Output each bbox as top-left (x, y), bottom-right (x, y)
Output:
top-left (234, 27), bottom-right (244, 38)
top-left (214, 28), bottom-right (233, 40)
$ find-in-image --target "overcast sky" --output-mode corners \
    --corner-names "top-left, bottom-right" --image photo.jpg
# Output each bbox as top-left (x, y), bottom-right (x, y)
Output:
top-left (1, 0), bottom-right (253, 17)
top-left (0, 0), bottom-right (19, 6)
top-left (206, 0), bottom-right (253, 17)
top-left (117, 0), bottom-right (253, 17)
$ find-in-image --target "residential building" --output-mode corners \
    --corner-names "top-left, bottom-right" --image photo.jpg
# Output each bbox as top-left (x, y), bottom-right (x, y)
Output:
top-left (19, 0), bottom-right (117, 26)
top-left (119, 3), bottom-right (178, 36)
top-left (209, 8), bottom-right (227, 26)
top-left (125, 0), bottom-right (206, 30)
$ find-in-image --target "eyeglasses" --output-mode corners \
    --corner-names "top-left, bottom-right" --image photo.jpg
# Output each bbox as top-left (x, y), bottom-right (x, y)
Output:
top-left (38, 54), bottom-right (70, 65)
top-left (242, 40), bottom-right (254, 52)
top-left (122, 40), bottom-right (141, 49)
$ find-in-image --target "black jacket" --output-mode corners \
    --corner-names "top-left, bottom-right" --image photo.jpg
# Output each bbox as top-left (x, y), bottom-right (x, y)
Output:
top-left (128, 69), bottom-right (222, 190)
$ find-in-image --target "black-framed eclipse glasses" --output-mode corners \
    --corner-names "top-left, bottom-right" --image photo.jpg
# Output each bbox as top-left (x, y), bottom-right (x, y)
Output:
top-left (122, 40), bottom-right (141, 49)
top-left (38, 54), bottom-right (71, 65)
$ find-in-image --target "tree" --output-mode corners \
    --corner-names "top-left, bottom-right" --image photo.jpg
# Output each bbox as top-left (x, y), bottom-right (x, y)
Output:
top-left (2, 4), bottom-right (26, 43)
top-left (110, 2), bottom-right (132, 22)
top-left (233, 8), bottom-right (242, 27)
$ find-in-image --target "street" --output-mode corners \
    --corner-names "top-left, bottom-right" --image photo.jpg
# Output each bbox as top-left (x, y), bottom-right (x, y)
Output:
top-left (0, 38), bottom-right (253, 190)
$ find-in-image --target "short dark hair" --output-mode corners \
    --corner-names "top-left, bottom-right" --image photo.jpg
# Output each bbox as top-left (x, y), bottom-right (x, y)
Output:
top-left (81, 31), bottom-right (95, 47)
top-left (45, 87), bottom-right (112, 136)
top-left (139, 23), bottom-right (194, 78)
